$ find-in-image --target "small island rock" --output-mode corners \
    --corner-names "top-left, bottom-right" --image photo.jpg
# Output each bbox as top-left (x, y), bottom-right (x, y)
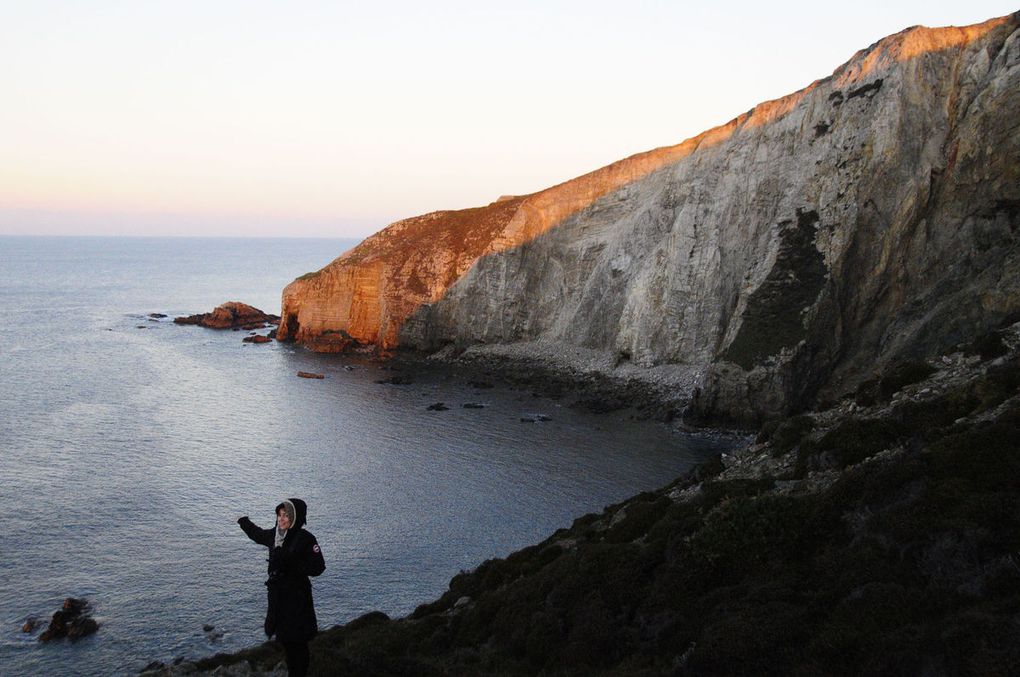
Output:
top-left (174, 302), bottom-right (280, 330)
top-left (38, 598), bottom-right (99, 642)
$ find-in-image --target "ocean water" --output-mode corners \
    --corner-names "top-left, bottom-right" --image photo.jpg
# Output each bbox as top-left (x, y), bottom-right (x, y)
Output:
top-left (0, 236), bottom-right (732, 676)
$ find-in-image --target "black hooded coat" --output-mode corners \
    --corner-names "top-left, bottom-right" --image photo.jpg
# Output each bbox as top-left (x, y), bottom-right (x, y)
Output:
top-left (238, 498), bottom-right (325, 642)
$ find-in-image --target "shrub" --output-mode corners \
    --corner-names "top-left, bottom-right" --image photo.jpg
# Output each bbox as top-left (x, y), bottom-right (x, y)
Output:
top-left (965, 329), bottom-right (1010, 360)
top-left (809, 583), bottom-right (927, 671)
top-left (768, 414), bottom-right (816, 456)
top-left (855, 360), bottom-right (937, 406)
top-left (880, 361), bottom-right (937, 399)
top-left (697, 478), bottom-right (776, 508)
top-left (797, 417), bottom-right (903, 475)
top-left (603, 496), bottom-right (672, 543)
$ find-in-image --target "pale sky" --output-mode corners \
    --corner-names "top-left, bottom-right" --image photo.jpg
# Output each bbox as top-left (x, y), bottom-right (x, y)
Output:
top-left (1, 1), bottom-right (1016, 238)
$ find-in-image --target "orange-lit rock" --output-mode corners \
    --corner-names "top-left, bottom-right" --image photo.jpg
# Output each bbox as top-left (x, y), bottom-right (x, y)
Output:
top-left (175, 302), bottom-right (280, 330)
top-left (278, 143), bottom-right (706, 352)
top-left (280, 13), bottom-right (1020, 424)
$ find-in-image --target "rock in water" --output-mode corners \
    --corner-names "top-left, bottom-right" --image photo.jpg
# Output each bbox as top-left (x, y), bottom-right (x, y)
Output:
top-left (175, 302), bottom-right (280, 330)
top-left (275, 14), bottom-right (1020, 426)
top-left (203, 624), bottom-right (224, 642)
top-left (38, 598), bottom-right (99, 641)
top-left (21, 617), bottom-right (42, 633)
top-left (297, 371), bottom-right (325, 379)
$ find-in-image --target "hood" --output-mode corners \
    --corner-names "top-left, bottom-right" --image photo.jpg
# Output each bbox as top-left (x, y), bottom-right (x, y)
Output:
top-left (275, 497), bottom-right (307, 530)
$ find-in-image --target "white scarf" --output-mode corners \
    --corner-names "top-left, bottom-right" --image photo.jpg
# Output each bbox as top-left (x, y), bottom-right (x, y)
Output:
top-left (274, 527), bottom-right (288, 549)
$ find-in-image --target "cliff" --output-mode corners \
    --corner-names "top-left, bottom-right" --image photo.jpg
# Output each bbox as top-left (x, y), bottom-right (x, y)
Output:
top-left (279, 13), bottom-right (1020, 426)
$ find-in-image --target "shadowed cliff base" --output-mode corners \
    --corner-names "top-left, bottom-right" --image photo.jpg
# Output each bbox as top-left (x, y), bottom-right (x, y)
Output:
top-left (279, 12), bottom-right (1020, 428)
top-left (144, 322), bottom-right (1020, 676)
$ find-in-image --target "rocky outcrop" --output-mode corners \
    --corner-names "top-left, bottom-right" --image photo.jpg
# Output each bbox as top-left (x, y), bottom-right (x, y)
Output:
top-left (175, 303), bottom-right (280, 330)
top-left (33, 598), bottom-right (99, 642)
top-left (280, 13), bottom-right (1020, 425)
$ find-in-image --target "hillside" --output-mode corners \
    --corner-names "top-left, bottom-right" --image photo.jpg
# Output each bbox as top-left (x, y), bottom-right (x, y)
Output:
top-left (149, 325), bottom-right (1020, 675)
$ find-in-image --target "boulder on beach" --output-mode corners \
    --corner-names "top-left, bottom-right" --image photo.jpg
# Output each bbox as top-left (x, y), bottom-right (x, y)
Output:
top-left (174, 302), bottom-right (280, 330)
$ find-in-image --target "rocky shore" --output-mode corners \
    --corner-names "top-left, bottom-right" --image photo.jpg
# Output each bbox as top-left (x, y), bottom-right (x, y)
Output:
top-left (426, 341), bottom-right (705, 424)
top-left (141, 322), bottom-right (1020, 675)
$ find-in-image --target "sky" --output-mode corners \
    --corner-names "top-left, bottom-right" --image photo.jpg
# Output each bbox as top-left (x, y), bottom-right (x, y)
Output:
top-left (1, 1), bottom-right (1016, 239)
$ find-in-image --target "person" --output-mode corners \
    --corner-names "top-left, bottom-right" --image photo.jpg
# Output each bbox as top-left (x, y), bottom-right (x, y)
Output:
top-left (238, 498), bottom-right (325, 677)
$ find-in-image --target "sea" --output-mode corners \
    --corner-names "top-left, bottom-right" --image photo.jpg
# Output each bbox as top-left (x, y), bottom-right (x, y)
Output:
top-left (0, 236), bottom-right (733, 676)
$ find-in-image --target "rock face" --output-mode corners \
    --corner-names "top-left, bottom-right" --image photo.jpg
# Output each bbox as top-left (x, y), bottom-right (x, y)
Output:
top-left (175, 302), bottom-right (280, 330)
top-left (280, 13), bottom-right (1020, 425)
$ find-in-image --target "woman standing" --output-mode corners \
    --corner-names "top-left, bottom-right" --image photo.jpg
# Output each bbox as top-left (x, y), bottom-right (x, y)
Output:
top-left (238, 498), bottom-right (325, 677)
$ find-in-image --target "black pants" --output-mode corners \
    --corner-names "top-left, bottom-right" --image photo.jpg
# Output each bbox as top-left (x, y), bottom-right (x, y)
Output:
top-left (281, 640), bottom-right (310, 677)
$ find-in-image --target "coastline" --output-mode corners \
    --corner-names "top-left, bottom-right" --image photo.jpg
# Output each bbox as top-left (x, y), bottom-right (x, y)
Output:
top-left (428, 341), bottom-right (703, 421)
top-left (141, 321), bottom-right (1020, 675)
top-left (393, 340), bottom-right (747, 436)
top-left (138, 349), bottom-right (747, 675)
